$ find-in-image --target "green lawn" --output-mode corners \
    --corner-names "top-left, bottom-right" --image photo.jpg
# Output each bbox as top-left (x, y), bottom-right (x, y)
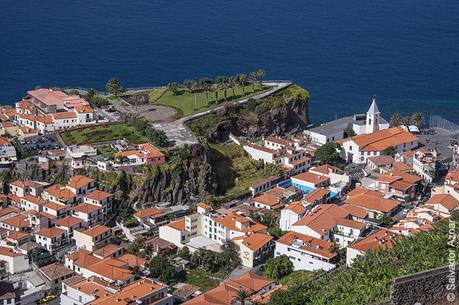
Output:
top-left (208, 143), bottom-right (285, 203)
top-left (184, 269), bottom-right (220, 292)
top-left (150, 83), bottom-right (269, 118)
top-left (96, 144), bottom-right (116, 159)
top-left (278, 270), bottom-right (317, 286)
top-left (60, 124), bottom-right (149, 145)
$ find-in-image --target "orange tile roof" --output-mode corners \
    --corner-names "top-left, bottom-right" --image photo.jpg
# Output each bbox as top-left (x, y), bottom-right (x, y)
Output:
top-left (167, 218), bottom-right (186, 231)
top-left (35, 227), bottom-right (66, 238)
top-left (79, 225), bottom-right (110, 238)
top-left (309, 164), bottom-right (341, 175)
top-left (197, 202), bottom-right (212, 210)
top-left (72, 203), bottom-right (102, 214)
top-left (346, 193), bottom-right (400, 213)
top-left (282, 201), bottom-right (307, 215)
top-left (277, 231), bottom-right (337, 259)
top-left (85, 257), bottom-right (133, 282)
top-left (2, 214), bottom-right (29, 228)
top-left (36, 115), bottom-right (54, 124)
top-left (55, 216), bottom-right (83, 228)
top-left (21, 194), bottom-right (48, 205)
top-left (115, 149), bottom-right (144, 159)
top-left (119, 253), bottom-right (147, 269)
top-left (89, 279), bottom-right (166, 305)
top-left (292, 204), bottom-right (349, 234)
top-left (334, 218), bottom-right (366, 230)
top-left (303, 188), bottom-right (330, 204)
top-left (67, 175), bottom-right (95, 189)
top-left (66, 250), bottom-right (102, 268)
top-left (247, 143), bottom-right (277, 154)
top-left (425, 194), bottom-right (459, 212)
top-left (45, 184), bottom-right (76, 201)
top-left (6, 231), bottom-right (29, 241)
top-left (341, 204), bottom-right (368, 219)
top-left (93, 243), bottom-right (125, 258)
top-left (70, 279), bottom-right (112, 299)
top-left (232, 233), bottom-right (273, 252)
top-left (213, 213), bottom-right (267, 233)
top-left (349, 229), bottom-right (400, 253)
top-left (16, 100), bottom-right (36, 110)
top-left (0, 137), bottom-right (11, 146)
top-left (139, 143), bottom-right (165, 158)
top-left (340, 127), bottom-right (418, 152)
top-left (0, 207), bottom-right (19, 217)
top-left (27, 88), bottom-right (69, 106)
top-left (73, 105), bottom-right (95, 113)
top-left (134, 207), bottom-right (164, 219)
top-left (291, 172), bottom-right (330, 185)
top-left (393, 161), bottom-right (412, 172)
top-left (86, 190), bottom-right (112, 201)
top-left (446, 169), bottom-right (459, 182)
top-left (265, 136), bottom-right (293, 146)
top-left (253, 193), bottom-right (280, 207)
top-left (52, 111), bottom-right (78, 120)
top-left (43, 201), bottom-right (67, 211)
top-left (390, 171), bottom-right (422, 184)
top-left (0, 246), bottom-right (24, 258)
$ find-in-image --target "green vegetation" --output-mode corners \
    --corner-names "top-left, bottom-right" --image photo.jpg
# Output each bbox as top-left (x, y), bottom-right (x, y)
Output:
top-left (279, 270), bottom-right (317, 286)
top-left (96, 145), bottom-right (116, 159)
top-left (268, 218), bottom-right (459, 305)
top-left (314, 142), bottom-right (345, 166)
top-left (125, 116), bottom-right (168, 147)
top-left (390, 112), bottom-right (425, 127)
top-left (190, 241), bottom-right (241, 274)
top-left (382, 146), bottom-right (396, 157)
top-left (148, 87), bottom-right (168, 103)
top-left (184, 269), bottom-right (220, 292)
top-left (60, 124), bottom-right (149, 145)
top-left (207, 143), bottom-right (285, 203)
top-left (264, 255), bottom-right (294, 280)
top-left (106, 78), bottom-right (124, 97)
top-left (149, 255), bottom-right (176, 284)
top-left (281, 84), bottom-right (310, 101)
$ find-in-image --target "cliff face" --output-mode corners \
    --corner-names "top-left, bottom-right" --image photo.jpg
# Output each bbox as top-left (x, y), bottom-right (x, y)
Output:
top-left (206, 85), bottom-right (310, 142)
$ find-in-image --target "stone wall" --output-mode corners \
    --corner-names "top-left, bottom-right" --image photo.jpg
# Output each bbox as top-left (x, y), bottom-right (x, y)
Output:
top-left (374, 264), bottom-right (458, 305)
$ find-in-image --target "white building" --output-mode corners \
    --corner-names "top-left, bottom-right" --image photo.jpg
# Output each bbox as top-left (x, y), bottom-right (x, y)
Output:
top-left (412, 148), bottom-right (437, 182)
top-left (0, 137), bottom-right (17, 167)
top-left (275, 231), bottom-right (337, 271)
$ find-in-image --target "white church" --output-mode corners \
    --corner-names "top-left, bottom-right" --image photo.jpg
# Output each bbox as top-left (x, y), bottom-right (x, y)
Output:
top-left (305, 97), bottom-right (390, 145)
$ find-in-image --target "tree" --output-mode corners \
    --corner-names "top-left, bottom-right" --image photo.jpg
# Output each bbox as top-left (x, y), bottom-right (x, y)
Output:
top-left (237, 74), bottom-right (247, 94)
top-left (217, 76), bottom-right (228, 101)
top-left (183, 80), bottom-right (194, 93)
top-left (177, 246), bottom-right (191, 260)
top-left (390, 113), bottom-right (404, 126)
top-left (168, 82), bottom-right (179, 95)
top-left (191, 81), bottom-right (199, 110)
top-left (105, 78), bottom-right (124, 97)
top-left (199, 78), bottom-right (213, 106)
top-left (234, 288), bottom-right (251, 305)
top-left (268, 226), bottom-right (283, 239)
top-left (344, 126), bottom-right (356, 138)
top-left (382, 146), bottom-right (396, 157)
top-left (314, 142), bottom-right (343, 165)
top-left (257, 69), bottom-right (266, 85)
top-left (410, 112), bottom-right (424, 127)
top-left (149, 256), bottom-right (175, 283)
top-left (67, 89), bottom-right (80, 96)
top-left (264, 255), bottom-right (293, 280)
top-left (249, 72), bottom-right (257, 92)
top-left (230, 76), bottom-right (237, 97)
top-left (85, 88), bottom-right (96, 101)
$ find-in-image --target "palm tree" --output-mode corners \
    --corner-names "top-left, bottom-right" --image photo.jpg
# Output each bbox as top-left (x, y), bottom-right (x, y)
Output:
top-left (217, 76), bottom-right (228, 101)
top-left (191, 81), bottom-right (199, 110)
top-left (257, 69), bottom-right (266, 86)
top-left (233, 288), bottom-right (251, 305)
top-left (183, 80), bottom-right (194, 93)
top-left (199, 78), bottom-right (213, 106)
top-left (410, 112), bottom-right (424, 127)
top-left (212, 83), bottom-right (219, 103)
top-left (249, 72), bottom-right (257, 92)
top-left (168, 82), bottom-right (179, 95)
top-left (390, 113), bottom-right (404, 126)
top-left (230, 76), bottom-right (237, 97)
top-left (237, 74), bottom-right (247, 95)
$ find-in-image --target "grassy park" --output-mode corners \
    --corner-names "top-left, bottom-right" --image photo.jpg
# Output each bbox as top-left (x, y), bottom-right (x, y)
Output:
top-left (60, 124), bottom-right (149, 145)
top-left (149, 83), bottom-right (269, 118)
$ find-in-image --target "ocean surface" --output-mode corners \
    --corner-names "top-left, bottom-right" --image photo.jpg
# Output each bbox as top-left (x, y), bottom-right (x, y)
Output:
top-left (1, 0), bottom-right (459, 124)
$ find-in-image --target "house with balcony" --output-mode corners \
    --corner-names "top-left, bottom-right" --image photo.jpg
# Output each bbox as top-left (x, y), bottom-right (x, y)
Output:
top-left (73, 225), bottom-right (112, 252)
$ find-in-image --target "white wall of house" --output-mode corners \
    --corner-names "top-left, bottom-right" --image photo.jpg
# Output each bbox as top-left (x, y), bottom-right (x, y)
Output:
top-left (346, 247), bottom-right (364, 266)
top-left (0, 253), bottom-right (29, 274)
top-left (275, 242), bottom-right (336, 272)
top-left (280, 210), bottom-right (301, 231)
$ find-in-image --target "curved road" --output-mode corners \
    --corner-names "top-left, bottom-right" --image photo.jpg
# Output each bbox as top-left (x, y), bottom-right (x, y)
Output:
top-left (153, 81), bottom-right (292, 147)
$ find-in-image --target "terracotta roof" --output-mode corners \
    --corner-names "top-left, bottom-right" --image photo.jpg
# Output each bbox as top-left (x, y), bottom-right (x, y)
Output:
top-left (292, 204), bottom-right (349, 234)
top-left (73, 105), bottom-right (95, 113)
top-left (282, 201), bottom-right (307, 215)
top-left (393, 162), bottom-right (412, 172)
top-left (139, 143), bottom-right (165, 158)
top-left (309, 164), bottom-right (341, 175)
top-left (446, 169), bottom-right (459, 182)
top-left (21, 194), bottom-right (47, 205)
top-left (348, 229), bottom-right (400, 253)
top-left (340, 127), bottom-right (418, 152)
top-left (346, 193), bottom-right (400, 213)
top-left (213, 213), bottom-right (267, 233)
top-left (303, 188), bottom-right (330, 204)
top-left (35, 227), bottom-right (66, 238)
top-left (36, 115), bottom-right (54, 124)
top-left (291, 172), bottom-right (330, 185)
top-left (85, 257), bottom-right (133, 282)
top-left (253, 193), bottom-right (280, 207)
top-left (290, 156), bottom-right (311, 166)
top-left (367, 155), bottom-right (395, 166)
top-left (89, 279), bottom-right (166, 305)
top-left (277, 231), bottom-right (337, 259)
top-left (119, 253), bottom-right (147, 269)
top-left (72, 203), bottom-right (102, 214)
top-left (0, 207), bottom-right (19, 217)
top-left (93, 244), bottom-right (125, 258)
top-left (390, 171), bottom-right (422, 184)
top-left (78, 225), bottom-right (110, 238)
top-left (2, 214), bottom-right (29, 228)
top-left (16, 100), bottom-right (36, 110)
top-left (116, 149), bottom-right (144, 159)
top-left (247, 143), bottom-right (277, 154)
top-left (43, 201), bottom-right (67, 211)
top-left (425, 194), bottom-right (459, 212)
top-left (66, 250), bottom-right (101, 268)
top-left (27, 88), bottom-right (69, 106)
top-left (85, 190), bottom-right (112, 201)
top-left (134, 207), bottom-right (164, 219)
top-left (334, 218), bottom-right (366, 230)
top-left (39, 262), bottom-right (74, 280)
top-left (265, 136), bottom-right (293, 146)
top-left (197, 202), bottom-right (212, 210)
top-left (232, 233), bottom-right (273, 252)
top-left (69, 278), bottom-right (112, 299)
top-left (67, 175), bottom-right (95, 189)
top-left (341, 204), bottom-right (368, 219)
top-left (45, 184), bottom-right (76, 201)
top-left (167, 218), bottom-right (186, 231)
top-left (0, 246), bottom-right (24, 258)
top-left (6, 231), bottom-right (29, 241)
top-left (52, 112), bottom-right (78, 120)
top-left (55, 216), bottom-right (83, 228)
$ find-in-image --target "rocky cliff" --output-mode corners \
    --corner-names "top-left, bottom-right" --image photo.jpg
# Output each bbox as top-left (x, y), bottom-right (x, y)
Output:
top-left (194, 84), bottom-right (310, 143)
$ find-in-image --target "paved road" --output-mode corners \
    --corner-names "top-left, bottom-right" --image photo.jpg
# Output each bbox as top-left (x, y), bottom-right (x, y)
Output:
top-left (154, 81), bottom-right (292, 147)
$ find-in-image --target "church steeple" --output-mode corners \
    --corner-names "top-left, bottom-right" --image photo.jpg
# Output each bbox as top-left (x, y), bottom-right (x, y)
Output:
top-left (366, 96), bottom-right (380, 133)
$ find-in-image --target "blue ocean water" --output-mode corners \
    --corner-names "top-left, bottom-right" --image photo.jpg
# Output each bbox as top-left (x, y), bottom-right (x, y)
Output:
top-left (1, 0), bottom-right (459, 123)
